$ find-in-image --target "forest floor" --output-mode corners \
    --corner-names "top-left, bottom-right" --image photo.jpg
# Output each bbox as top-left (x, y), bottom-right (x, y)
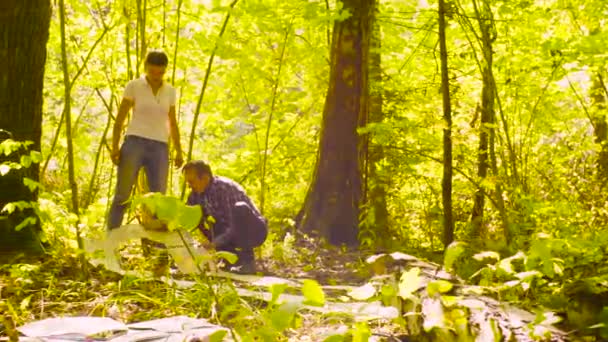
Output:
top-left (0, 239), bottom-right (577, 341)
top-left (0, 241), bottom-right (407, 341)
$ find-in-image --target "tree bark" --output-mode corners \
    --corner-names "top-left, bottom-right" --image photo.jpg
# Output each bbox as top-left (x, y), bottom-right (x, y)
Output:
top-left (298, 0), bottom-right (374, 246)
top-left (59, 0), bottom-right (84, 252)
top-left (361, 0), bottom-right (389, 247)
top-left (590, 73), bottom-right (608, 180)
top-left (0, 0), bottom-right (51, 253)
top-left (438, 0), bottom-right (454, 247)
top-left (470, 0), bottom-right (496, 236)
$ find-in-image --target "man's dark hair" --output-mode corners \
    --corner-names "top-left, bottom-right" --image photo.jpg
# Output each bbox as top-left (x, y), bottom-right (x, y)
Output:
top-left (145, 50), bottom-right (169, 66)
top-left (182, 160), bottom-right (213, 178)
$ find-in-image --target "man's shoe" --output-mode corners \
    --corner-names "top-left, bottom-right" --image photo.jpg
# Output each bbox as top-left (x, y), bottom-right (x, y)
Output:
top-left (230, 261), bottom-right (256, 274)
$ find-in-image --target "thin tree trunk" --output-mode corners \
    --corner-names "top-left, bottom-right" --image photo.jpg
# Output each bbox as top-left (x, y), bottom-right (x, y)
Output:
top-left (162, 0), bottom-right (166, 46)
top-left (171, 0), bottom-right (184, 85)
top-left (260, 26), bottom-right (290, 216)
top-left (298, 0), bottom-right (374, 246)
top-left (362, 0), bottom-right (389, 247)
top-left (59, 0), bottom-right (83, 251)
top-left (125, 6), bottom-right (133, 80)
top-left (136, 0), bottom-right (142, 74)
top-left (470, 0), bottom-right (495, 236)
top-left (0, 0), bottom-right (51, 253)
top-left (141, 0), bottom-right (147, 60)
top-left (182, 0), bottom-right (239, 198)
top-left (41, 109), bottom-right (65, 176)
top-left (438, 0), bottom-right (454, 247)
top-left (591, 73), bottom-right (608, 180)
top-left (84, 89), bottom-right (114, 208)
top-left (41, 25), bottom-right (110, 177)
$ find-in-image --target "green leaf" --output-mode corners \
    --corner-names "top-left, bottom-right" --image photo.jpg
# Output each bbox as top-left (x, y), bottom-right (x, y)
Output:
top-left (270, 301), bottom-right (299, 331)
top-left (399, 267), bottom-right (423, 299)
top-left (209, 330), bottom-right (228, 342)
top-left (2, 202), bottom-right (16, 214)
top-left (20, 155), bottom-right (32, 168)
top-left (30, 150), bottom-right (42, 163)
top-left (15, 217), bottom-right (37, 231)
top-left (348, 283), bottom-right (376, 301)
top-left (427, 280), bottom-right (453, 297)
top-left (175, 204), bottom-right (202, 231)
top-left (20, 295), bottom-right (32, 311)
top-left (23, 178), bottom-right (42, 192)
top-left (270, 283), bottom-right (288, 304)
top-left (215, 251), bottom-right (238, 264)
top-left (302, 279), bottom-right (325, 306)
top-left (323, 335), bottom-right (345, 342)
top-left (154, 195), bottom-right (180, 222)
top-left (352, 322), bottom-right (371, 342)
top-left (381, 283), bottom-right (397, 299)
top-left (444, 241), bottom-right (467, 272)
top-left (0, 139), bottom-right (25, 156)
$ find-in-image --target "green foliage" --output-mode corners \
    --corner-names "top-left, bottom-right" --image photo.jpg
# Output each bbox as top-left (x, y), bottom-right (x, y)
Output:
top-left (444, 241), bottom-right (467, 273)
top-left (131, 192), bottom-right (202, 231)
top-left (301, 279), bottom-right (325, 307)
top-left (4, 0), bottom-right (606, 339)
top-left (0, 139), bottom-right (44, 233)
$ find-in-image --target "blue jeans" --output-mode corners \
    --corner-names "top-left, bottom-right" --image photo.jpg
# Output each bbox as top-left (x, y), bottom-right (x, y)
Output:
top-left (107, 135), bottom-right (169, 230)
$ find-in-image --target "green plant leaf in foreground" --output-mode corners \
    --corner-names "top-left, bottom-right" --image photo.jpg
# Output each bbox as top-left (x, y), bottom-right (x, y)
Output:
top-left (270, 301), bottom-right (300, 332)
top-left (209, 329), bottom-right (228, 342)
top-left (215, 251), bottom-right (238, 265)
top-left (427, 280), bottom-right (453, 297)
top-left (444, 241), bottom-right (467, 273)
top-left (302, 279), bottom-right (325, 306)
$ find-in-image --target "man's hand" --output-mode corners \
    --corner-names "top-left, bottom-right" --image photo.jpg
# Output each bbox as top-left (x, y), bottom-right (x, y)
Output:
top-left (174, 150), bottom-right (184, 168)
top-left (111, 147), bottom-right (120, 165)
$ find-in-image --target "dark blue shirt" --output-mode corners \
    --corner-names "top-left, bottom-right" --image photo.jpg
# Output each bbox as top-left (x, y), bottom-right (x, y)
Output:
top-left (186, 176), bottom-right (262, 249)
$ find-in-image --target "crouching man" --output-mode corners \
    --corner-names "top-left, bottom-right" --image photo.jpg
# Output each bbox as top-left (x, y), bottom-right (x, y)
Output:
top-left (183, 160), bottom-right (268, 274)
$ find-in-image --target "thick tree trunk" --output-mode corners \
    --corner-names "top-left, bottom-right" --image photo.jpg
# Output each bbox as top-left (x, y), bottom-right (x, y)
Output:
top-left (298, 0), bottom-right (374, 246)
top-left (438, 0), bottom-right (454, 247)
top-left (0, 0), bottom-right (51, 253)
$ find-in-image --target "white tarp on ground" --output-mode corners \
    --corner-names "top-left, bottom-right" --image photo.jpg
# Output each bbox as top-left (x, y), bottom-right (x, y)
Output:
top-left (16, 316), bottom-right (229, 342)
top-left (84, 224), bottom-right (213, 274)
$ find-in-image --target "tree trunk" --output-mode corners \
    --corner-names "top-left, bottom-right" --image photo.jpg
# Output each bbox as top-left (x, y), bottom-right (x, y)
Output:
top-left (438, 0), bottom-right (454, 247)
top-left (470, 0), bottom-right (496, 237)
top-left (361, 0), bottom-right (389, 247)
top-left (59, 0), bottom-right (84, 252)
top-left (298, 0), bottom-right (374, 246)
top-left (0, 0), bottom-right (51, 253)
top-left (590, 73), bottom-right (608, 180)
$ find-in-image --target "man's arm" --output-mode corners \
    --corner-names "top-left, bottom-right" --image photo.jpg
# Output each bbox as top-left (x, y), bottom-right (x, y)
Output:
top-left (186, 193), bottom-right (213, 241)
top-left (111, 98), bottom-right (134, 165)
top-left (168, 105), bottom-right (183, 167)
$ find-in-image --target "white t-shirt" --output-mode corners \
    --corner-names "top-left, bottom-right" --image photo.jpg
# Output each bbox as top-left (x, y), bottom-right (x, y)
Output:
top-left (122, 76), bottom-right (176, 143)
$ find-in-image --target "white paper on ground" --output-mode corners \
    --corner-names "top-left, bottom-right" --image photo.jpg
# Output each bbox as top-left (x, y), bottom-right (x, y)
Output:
top-left (17, 316), bottom-right (229, 342)
top-left (17, 316), bottom-right (127, 340)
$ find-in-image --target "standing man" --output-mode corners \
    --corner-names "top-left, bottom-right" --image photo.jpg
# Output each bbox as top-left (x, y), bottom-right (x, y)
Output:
top-left (183, 160), bottom-right (268, 274)
top-left (108, 51), bottom-right (183, 230)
